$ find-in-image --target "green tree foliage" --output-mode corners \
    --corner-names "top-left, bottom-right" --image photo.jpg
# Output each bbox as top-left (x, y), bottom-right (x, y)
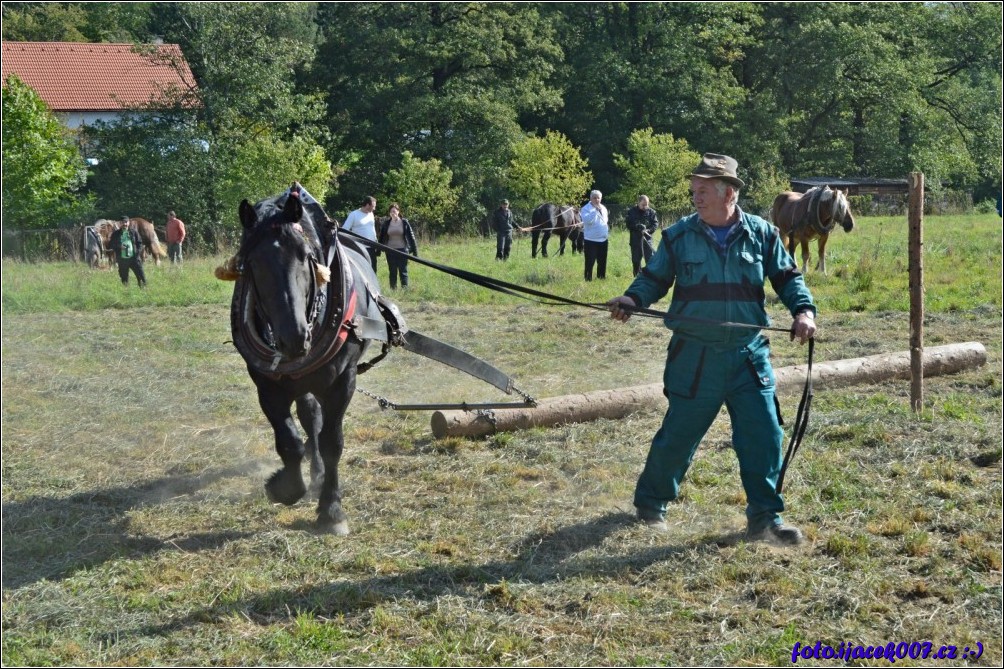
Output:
top-left (1, 2), bottom-right (89, 41)
top-left (611, 129), bottom-right (699, 215)
top-left (739, 3), bottom-right (1001, 198)
top-left (2, 74), bottom-right (90, 228)
top-left (380, 151), bottom-right (460, 236)
top-left (540, 3), bottom-right (759, 194)
top-left (1, 2), bottom-right (155, 43)
top-left (311, 2), bottom-right (563, 222)
top-left (506, 131), bottom-right (593, 210)
top-left (83, 2), bottom-right (331, 247)
top-left (87, 118), bottom-right (332, 238)
top-left (3, 2), bottom-right (999, 242)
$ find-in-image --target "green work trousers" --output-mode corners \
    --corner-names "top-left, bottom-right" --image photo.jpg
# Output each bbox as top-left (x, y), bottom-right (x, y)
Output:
top-left (633, 334), bottom-right (786, 533)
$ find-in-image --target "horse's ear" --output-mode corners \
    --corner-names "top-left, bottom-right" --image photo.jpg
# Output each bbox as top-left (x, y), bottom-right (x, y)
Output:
top-left (239, 200), bottom-right (257, 230)
top-left (283, 193), bottom-right (304, 224)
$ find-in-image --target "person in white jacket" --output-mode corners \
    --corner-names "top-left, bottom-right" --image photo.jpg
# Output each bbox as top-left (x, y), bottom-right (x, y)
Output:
top-left (580, 190), bottom-right (610, 280)
top-left (341, 196), bottom-right (378, 269)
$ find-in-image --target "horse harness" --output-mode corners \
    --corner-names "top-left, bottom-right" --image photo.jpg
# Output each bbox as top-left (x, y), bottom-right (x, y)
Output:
top-left (789, 187), bottom-right (837, 238)
top-left (226, 214), bottom-right (537, 412)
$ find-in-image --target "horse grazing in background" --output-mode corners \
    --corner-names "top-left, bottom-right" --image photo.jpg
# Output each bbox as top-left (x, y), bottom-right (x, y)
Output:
top-left (527, 203), bottom-right (582, 258)
top-left (216, 189), bottom-right (402, 535)
top-left (771, 186), bottom-right (854, 274)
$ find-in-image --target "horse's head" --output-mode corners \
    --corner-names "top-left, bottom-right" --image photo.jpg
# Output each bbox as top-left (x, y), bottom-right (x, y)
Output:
top-left (818, 187), bottom-right (855, 233)
top-left (830, 188), bottom-right (854, 232)
top-left (235, 193), bottom-right (329, 359)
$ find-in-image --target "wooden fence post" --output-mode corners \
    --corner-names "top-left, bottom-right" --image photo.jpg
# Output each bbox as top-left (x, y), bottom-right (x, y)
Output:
top-left (909, 172), bottom-right (925, 413)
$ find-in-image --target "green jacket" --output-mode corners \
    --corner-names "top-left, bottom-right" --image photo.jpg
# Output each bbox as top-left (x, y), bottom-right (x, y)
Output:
top-left (624, 209), bottom-right (816, 348)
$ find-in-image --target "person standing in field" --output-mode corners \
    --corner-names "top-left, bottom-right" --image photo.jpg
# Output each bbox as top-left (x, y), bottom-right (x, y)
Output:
top-left (625, 195), bottom-right (659, 276)
top-left (491, 199), bottom-right (516, 261)
top-left (377, 203), bottom-right (419, 289)
top-left (607, 153), bottom-right (817, 545)
top-left (341, 196), bottom-right (379, 270)
top-left (580, 190), bottom-right (610, 280)
top-left (110, 216), bottom-right (147, 287)
top-left (165, 210), bottom-right (186, 264)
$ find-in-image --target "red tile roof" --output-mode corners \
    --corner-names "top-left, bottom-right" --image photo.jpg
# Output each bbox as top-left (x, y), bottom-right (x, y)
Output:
top-left (1, 41), bottom-right (196, 112)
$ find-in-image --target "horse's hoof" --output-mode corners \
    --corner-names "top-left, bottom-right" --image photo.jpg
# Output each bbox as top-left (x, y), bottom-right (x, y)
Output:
top-left (316, 517), bottom-right (350, 536)
top-left (265, 469), bottom-right (307, 506)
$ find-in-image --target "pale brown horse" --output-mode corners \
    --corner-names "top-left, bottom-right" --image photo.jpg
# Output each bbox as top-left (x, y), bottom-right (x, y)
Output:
top-left (771, 186), bottom-right (854, 274)
top-left (91, 217), bottom-right (167, 266)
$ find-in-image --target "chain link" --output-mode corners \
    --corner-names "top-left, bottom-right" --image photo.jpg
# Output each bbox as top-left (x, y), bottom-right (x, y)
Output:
top-left (511, 383), bottom-right (537, 407)
top-left (355, 386), bottom-right (396, 410)
top-left (474, 409), bottom-right (498, 428)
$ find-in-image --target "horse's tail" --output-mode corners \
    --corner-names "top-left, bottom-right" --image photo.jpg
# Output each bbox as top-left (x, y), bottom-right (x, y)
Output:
top-left (148, 229), bottom-right (167, 258)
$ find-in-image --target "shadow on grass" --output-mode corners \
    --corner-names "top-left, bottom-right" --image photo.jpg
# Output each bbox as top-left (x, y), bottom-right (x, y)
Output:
top-left (124, 511), bottom-right (743, 638)
top-left (1, 462), bottom-right (262, 589)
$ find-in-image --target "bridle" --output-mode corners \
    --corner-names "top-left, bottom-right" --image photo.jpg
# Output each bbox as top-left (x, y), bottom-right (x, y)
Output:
top-left (228, 216), bottom-right (357, 381)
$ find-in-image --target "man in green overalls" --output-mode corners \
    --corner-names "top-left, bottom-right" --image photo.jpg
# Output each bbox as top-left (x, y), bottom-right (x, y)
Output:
top-left (608, 153), bottom-right (817, 545)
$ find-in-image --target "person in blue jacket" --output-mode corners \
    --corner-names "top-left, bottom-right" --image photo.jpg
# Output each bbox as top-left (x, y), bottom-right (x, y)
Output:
top-left (607, 153), bottom-right (817, 545)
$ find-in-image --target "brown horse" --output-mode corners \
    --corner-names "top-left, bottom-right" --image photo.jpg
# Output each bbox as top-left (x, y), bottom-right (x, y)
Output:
top-left (771, 186), bottom-right (854, 274)
top-left (91, 217), bottom-right (167, 266)
top-left (131, 217), bottom-right (167, 265)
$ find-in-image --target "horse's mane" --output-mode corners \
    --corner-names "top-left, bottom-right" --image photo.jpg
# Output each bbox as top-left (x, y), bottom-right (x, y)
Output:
top-left (830, 189), bottom-right (850, 223)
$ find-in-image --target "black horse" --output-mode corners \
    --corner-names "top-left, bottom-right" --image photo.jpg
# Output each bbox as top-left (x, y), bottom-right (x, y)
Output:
top-left (219, 189), bottom-right (398, 535)
top-left (528, 203), bottom-right (582, 258)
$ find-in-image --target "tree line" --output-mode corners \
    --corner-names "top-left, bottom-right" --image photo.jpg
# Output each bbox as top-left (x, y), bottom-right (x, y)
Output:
top-left (3, 2), bottom-right (1001, 245)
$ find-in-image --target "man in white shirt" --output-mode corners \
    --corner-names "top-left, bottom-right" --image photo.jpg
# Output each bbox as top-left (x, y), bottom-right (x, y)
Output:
top-left (580, 189), bottom-right (610, 280)
top-left (341, 196), bottom-right (379, 269)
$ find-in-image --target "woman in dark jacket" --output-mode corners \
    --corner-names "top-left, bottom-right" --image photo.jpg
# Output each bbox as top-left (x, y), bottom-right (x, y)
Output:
top-left (377, 203), bottom-right (419, 289)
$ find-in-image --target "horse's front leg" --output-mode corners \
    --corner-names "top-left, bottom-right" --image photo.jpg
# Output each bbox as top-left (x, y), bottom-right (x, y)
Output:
top-left (815, 235), bottom-right (829, 275)
top-left (295, 394), bottom-right (324, 493)
top-left (257, 383), bottom-right (308, 506)
top-left (315, 369), bottom-right (357, 535)
top-left (800, 238), bottom-right (811, 274)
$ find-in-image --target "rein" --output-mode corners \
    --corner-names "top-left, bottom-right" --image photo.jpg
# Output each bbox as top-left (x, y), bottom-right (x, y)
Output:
top-left (341, 229), bottom-right (816, 487)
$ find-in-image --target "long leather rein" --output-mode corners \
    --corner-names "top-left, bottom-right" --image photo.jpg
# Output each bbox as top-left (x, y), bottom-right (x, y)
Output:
top-left (340, 228), bottom-right (816, 493)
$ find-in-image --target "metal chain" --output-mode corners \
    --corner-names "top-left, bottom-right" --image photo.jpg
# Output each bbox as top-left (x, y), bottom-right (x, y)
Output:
top-left (355, 386), bottom-right (396, 410)
top-left (474, 409), bottom-right (498, 429)
top-left (511, 383), bottom-right (537, 407)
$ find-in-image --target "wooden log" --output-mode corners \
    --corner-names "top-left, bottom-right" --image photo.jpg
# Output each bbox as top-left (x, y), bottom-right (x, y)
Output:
top-left (431, 342), bottom-right (987, 438)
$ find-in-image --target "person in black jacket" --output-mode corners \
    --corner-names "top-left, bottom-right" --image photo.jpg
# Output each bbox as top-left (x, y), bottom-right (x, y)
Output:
top-left (109, 217), bottom-right (147, 287)
top-left (377, 203), bottom-right (418, 289)
top-left (625, 195), bottom-right (660, 276)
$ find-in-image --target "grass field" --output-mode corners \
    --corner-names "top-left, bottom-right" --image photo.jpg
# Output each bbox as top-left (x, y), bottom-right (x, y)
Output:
top-left (2, 215), bottom-right (1001, 665)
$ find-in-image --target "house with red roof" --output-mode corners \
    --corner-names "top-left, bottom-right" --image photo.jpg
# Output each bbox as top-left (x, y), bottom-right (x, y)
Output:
top-left (1, 41), bottom-right (197, 129)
